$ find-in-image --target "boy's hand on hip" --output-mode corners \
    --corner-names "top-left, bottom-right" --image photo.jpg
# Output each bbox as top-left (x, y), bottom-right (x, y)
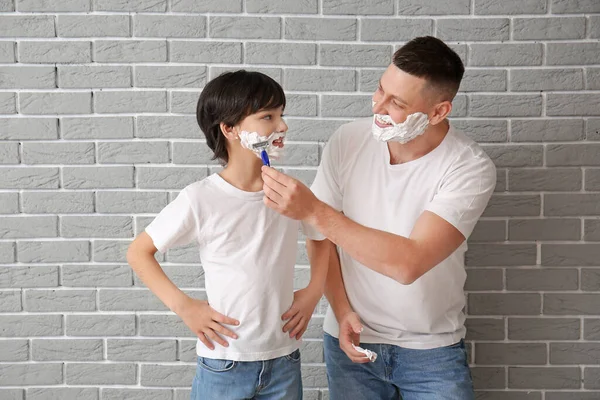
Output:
top-left (281, 287), bottom-right (322, 340)
top-left (339, 311), bottom-right (370, 363)
top-left (262, 166), bottom-right (319, 222)
top-left (178, 297), bottom-right (239, 350)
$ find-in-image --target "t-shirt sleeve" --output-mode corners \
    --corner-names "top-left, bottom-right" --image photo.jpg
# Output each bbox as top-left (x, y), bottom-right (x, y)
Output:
top-left (145, 189), bottom-right (200, 253)
top-left (424, 149), bottom-right (497, 239)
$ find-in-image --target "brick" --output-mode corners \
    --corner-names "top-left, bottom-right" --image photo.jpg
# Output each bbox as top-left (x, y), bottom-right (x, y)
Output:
top-left (0, 216), bottom-right (57, 239)
top-left (0, 15), bottom-right (54, 37)
top-left (0, 315), bottom-right (62, 337)
top-left (178, 339), bottom-right (196, 361)
top-left (465, 318), bottom-right (504, 340)
top-left (61, 117), bottom-right (133, 139)
top-left (483, 195), bottom-right (540, 217)
top-left (102, 389), bottom-right (172, 400)
top-left (465, 268), bottom-right (503, 291)
top-left (94, 91), bottom-right (167, 113)
top-left (67, 314), bottom-right (135, 336)
top-left (0, 192), bottom-right (19, 214)
top-left (133, 265), bottom-right (204, 288)
top-left (586, 368), bottom-right (600, 389)
top-left (135, 15), bottom-right (206, 38)
top-left (20, 92), bottom-right (91, 115)
top-left (94, 40), bottom-right (167, 62)
top-left (0, 92), bottom-right (16, 113)
top-left (469, 220), bottom-right (506, 242)
top-left (0, 168), bottom-right (58, 190)
top-left (58, 66), bottom-right (131, 88)
top-left (475, 0), bottom-right (546, 14)
top-left (471, 95), bottom-right (542, 117)
top-left (509, 318), bottom-right (580, 340)
top-left (542, 243), bottom-right (600, 266)
top-left (459, 69), bottom-right (507, 92)
top-left (276, 144), bottom-right (319, 166)
top-left (245, 42), bottom-right (315, 65)
top-left (139, 314), bottom-right (195, 337)
top-left (507, 268), bottom-right (578, 291)
top-left (511, 119), bottom-right (584, 142)
top-left (588, 68), bottom-right (600, 89)
top-left (19, 41), bottom-right (91, 63)
top-left (0, 142), bottom-right (18, 164)
top-left (0, 242), bottom-right (15, 263)
top-left (0, 339), bottom-right (28, 361)
top-left (27, 388), bottom-right (98, 400)
top-left (438, 19), bottom-right (509, 41)
top-left (509, 168), bottom-right (581, 192)
top-left (285, 69), bottom-right (354, 92)
top-left (0, 118), bottom-right (57, 140)
top-left (93, 240), bottom-right (130, 263)
top-left (585, 219), bottom-right (600, 241)
top-left (321, 94), bottom-right (371, 118)
top-left (171, 41), bottom-right (241, 63)
top-left (62, 265), bottom-right (132, 287)
top-left (466, 243), bottom-right (537, 267)
top-left (545, 294), bottom-right (600, 315)
top-left (471, 367), bottom-right (505, 390)
top-left (107, 339), bottom-right (176, 361)
top-left (509, 219), bottom-right (580, 241)
top-left (548, 144), bottom-right (600, 166)
top-left (508, 367), bottom-right (580, 389)
top-left (450, 120), bottom-right (507, 143)
top-left (24, 289), bottom-right (95, 311)
top-left (95, 0), bottom-right (166, 11)
top-left (476, 343), bottom-right (546, 365)
top-left (449, 94), bottom-right (467, 117)
top-left (57, 15), bottom-right (129, 37)
top-left (591, 16), bottom-right (600, 38)
top-left (209, 66), bottom-right (281, 82)
top-left (511, 69), bottom-right (583, 91)
top-left (211, 16), bottom-right (279, 39)
top-left (547, 94), bottom-right (600, 116)
top-left (397, 0), bottom-right (470, 14)
top-left (547, 42), bottom-right (600, 65)
top-left (61, 216), bottom-right (133, 238)
top-left (359, 68), bottom-right (385, 92)
top-left (588, 119), bottom-right (600, 140)
top-left (320, 44), bottom-right (390, 67)
top-left (23, 142), bottom-right (94, 165)
top-left (135, 66), bottom-right (206, 88)
top-left (63, 166), bottom-right (134, 189)
top-left (0, 291), bottom-right (21, 311)
top-left (98, 141), bottom-right (169, 164)
top-left (17, 0), bottom-right (89, 10)
top-left (513, 17), bottom-right (585, 40)
top-left (552, 0), bottom-right (600, 13)
top-left (361, 18), bottom-right (432, 41)
top-left (18, 240), bottom-right (89, 264)
top-left (285, 119), bottom-right (347, 142)
top-left (469, 44), bottom-right (543, 67)
top-left (0, 41), bottom-right (15, 62)
top-left (67, 363), bottom-right (136, 385)
top-left (141, 364), bottom-right (195, 387)
top-left (33, 339), bottom-right (103, 361)
top-left (0, 66), bottom-right (55, 89)
top-left (585, 319), bottom-right (600, 340)
top-left (581, 269), bottom-right (600, 291)
top-left (302, 365), bottom-right (328, 388)
top-left (96, 191), bottom-right (168, 213)
top-left (482, 145), bottom-right (543, 167)
top-left (0, 364), bottom-right (62, 385)
top-left (137, 166), bottom-right (207, 189)
top-left (247, 0), bottom-right (318, 13)
top-left (285, 17), bottom-right (355, 41)
top-left (171, 142), bottom-right (216, 164)
top-left (171, 0), bottom-right (241, 12)
top-left (22, 192), bottom-right (93, 213)
top-left (547, 393), bottom-right (600, 400)
top-left (0, 0), bottom-right (13, 11)
top-left (468, 293), bottom-right (541, 315)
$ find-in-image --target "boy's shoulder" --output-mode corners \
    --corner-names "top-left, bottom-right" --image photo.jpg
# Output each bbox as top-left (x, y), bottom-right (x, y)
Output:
top-left (180, 174), bottom-right (220, 200)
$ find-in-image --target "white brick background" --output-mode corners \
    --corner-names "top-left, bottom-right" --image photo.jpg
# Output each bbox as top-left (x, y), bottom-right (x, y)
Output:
top-left (0, 0), bottom-right (599, 399)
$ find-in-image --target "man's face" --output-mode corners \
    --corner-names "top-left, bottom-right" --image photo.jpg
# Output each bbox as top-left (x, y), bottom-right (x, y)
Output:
top-left (372, 64), bottom-right (432, 126)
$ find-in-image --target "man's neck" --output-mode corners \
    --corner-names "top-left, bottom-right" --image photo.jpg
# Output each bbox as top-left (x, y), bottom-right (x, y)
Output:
top-left (387, 119), bottom-right (450, 165)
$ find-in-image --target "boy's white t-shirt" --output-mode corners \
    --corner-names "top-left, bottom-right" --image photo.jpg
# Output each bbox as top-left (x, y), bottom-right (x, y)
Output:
top-left (145, 173), bottom-right (308, 361)
top-left (308, 118), bottom-right (496, 350)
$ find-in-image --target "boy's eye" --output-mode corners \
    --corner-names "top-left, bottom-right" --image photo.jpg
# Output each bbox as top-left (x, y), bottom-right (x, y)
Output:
top-left (263, 115), bottom-right (272, 120)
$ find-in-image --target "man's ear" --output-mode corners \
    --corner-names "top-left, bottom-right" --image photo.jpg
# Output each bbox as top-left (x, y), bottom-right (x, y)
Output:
top-left (429, 101), bottom-right (452, 126)
top-left (220, 122), bottom-right (239, 140)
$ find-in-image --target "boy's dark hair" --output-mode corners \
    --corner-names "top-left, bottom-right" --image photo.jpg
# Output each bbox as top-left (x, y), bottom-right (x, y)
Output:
top-left (393, 36), bottom-right (465, 101)
top-left (196, 70), bottom-right (286, 164)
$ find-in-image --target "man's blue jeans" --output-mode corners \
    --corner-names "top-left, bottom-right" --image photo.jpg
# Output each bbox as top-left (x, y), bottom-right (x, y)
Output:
top-left (324, 333), bottom-right (474, 400)
top-left (190, 349), bottom-right (302, 400)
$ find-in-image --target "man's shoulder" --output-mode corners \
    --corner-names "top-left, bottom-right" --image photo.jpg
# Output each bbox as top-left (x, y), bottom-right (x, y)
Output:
top-left (445, 125), bottom-right (496, 175)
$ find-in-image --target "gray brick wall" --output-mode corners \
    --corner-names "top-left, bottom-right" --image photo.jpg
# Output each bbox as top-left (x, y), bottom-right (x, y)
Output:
top-left (0, 0), bottom-right (598, 398)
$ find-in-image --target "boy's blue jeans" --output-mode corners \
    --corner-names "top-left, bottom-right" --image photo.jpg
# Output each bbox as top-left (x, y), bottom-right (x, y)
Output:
top-left (190, 349), bottom-right (302, 400)
top-left (324, 333), bottom-right (474, 400)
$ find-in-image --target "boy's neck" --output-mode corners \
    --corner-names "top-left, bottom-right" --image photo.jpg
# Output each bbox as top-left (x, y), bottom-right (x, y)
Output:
top-left (219, 155), bottom-right (264, 192)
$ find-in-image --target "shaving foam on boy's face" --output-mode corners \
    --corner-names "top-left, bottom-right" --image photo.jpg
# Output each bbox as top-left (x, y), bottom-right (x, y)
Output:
top-left (239, 131), bottom-right (286, 159)
top-left (371, 101), bottom-right (430, 144)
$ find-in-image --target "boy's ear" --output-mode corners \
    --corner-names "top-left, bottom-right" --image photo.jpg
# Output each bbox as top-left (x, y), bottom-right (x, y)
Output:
top-left (219, 122), bottom-right (239, 140)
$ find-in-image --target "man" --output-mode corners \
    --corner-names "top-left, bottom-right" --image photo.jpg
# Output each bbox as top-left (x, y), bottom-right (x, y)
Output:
top-left (262, 36), bottom-right (496, 399)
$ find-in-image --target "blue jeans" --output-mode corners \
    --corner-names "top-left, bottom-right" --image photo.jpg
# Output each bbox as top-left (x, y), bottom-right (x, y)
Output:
top-left (190, 349), bottom-right (302, 400)
top-left (324, 333), bottom-right (474, 400)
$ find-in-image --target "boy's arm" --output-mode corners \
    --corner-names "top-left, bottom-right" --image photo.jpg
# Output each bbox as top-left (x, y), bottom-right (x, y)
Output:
top-left (305, 238), bottom-right (330, 295)
top-left (127, 232), bottom-right (239, 350)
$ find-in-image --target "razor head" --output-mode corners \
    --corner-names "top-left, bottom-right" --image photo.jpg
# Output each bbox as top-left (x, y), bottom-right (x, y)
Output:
top-left (251, 140), bottom-right (269, 149)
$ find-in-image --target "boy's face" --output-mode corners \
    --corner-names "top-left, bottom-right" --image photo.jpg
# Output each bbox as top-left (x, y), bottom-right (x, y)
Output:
top-left (236, 106), bottom-right (287, 145)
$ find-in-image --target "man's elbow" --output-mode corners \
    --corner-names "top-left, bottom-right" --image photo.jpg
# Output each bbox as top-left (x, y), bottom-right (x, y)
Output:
top-left (390, 261), bottom-right (423, 285)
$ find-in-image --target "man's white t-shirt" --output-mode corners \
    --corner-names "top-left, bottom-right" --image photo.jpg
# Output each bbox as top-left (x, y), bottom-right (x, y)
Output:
top-left (145, 173), bottom-right (308, 361)
top-left (309, 118), bottom-right (496, 350)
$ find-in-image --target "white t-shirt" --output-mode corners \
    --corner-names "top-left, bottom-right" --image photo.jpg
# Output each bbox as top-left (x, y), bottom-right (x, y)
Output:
top-left (145, 173), bottom-right (308, 361)
top-left (308, 118), bottom-right (496, 350)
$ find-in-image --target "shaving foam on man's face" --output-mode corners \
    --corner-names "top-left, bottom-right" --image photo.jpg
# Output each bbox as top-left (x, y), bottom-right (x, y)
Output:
top-left (239, 131), bottom-right (286, 159)
top-left (371, 101), bottom-right (430, 144)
